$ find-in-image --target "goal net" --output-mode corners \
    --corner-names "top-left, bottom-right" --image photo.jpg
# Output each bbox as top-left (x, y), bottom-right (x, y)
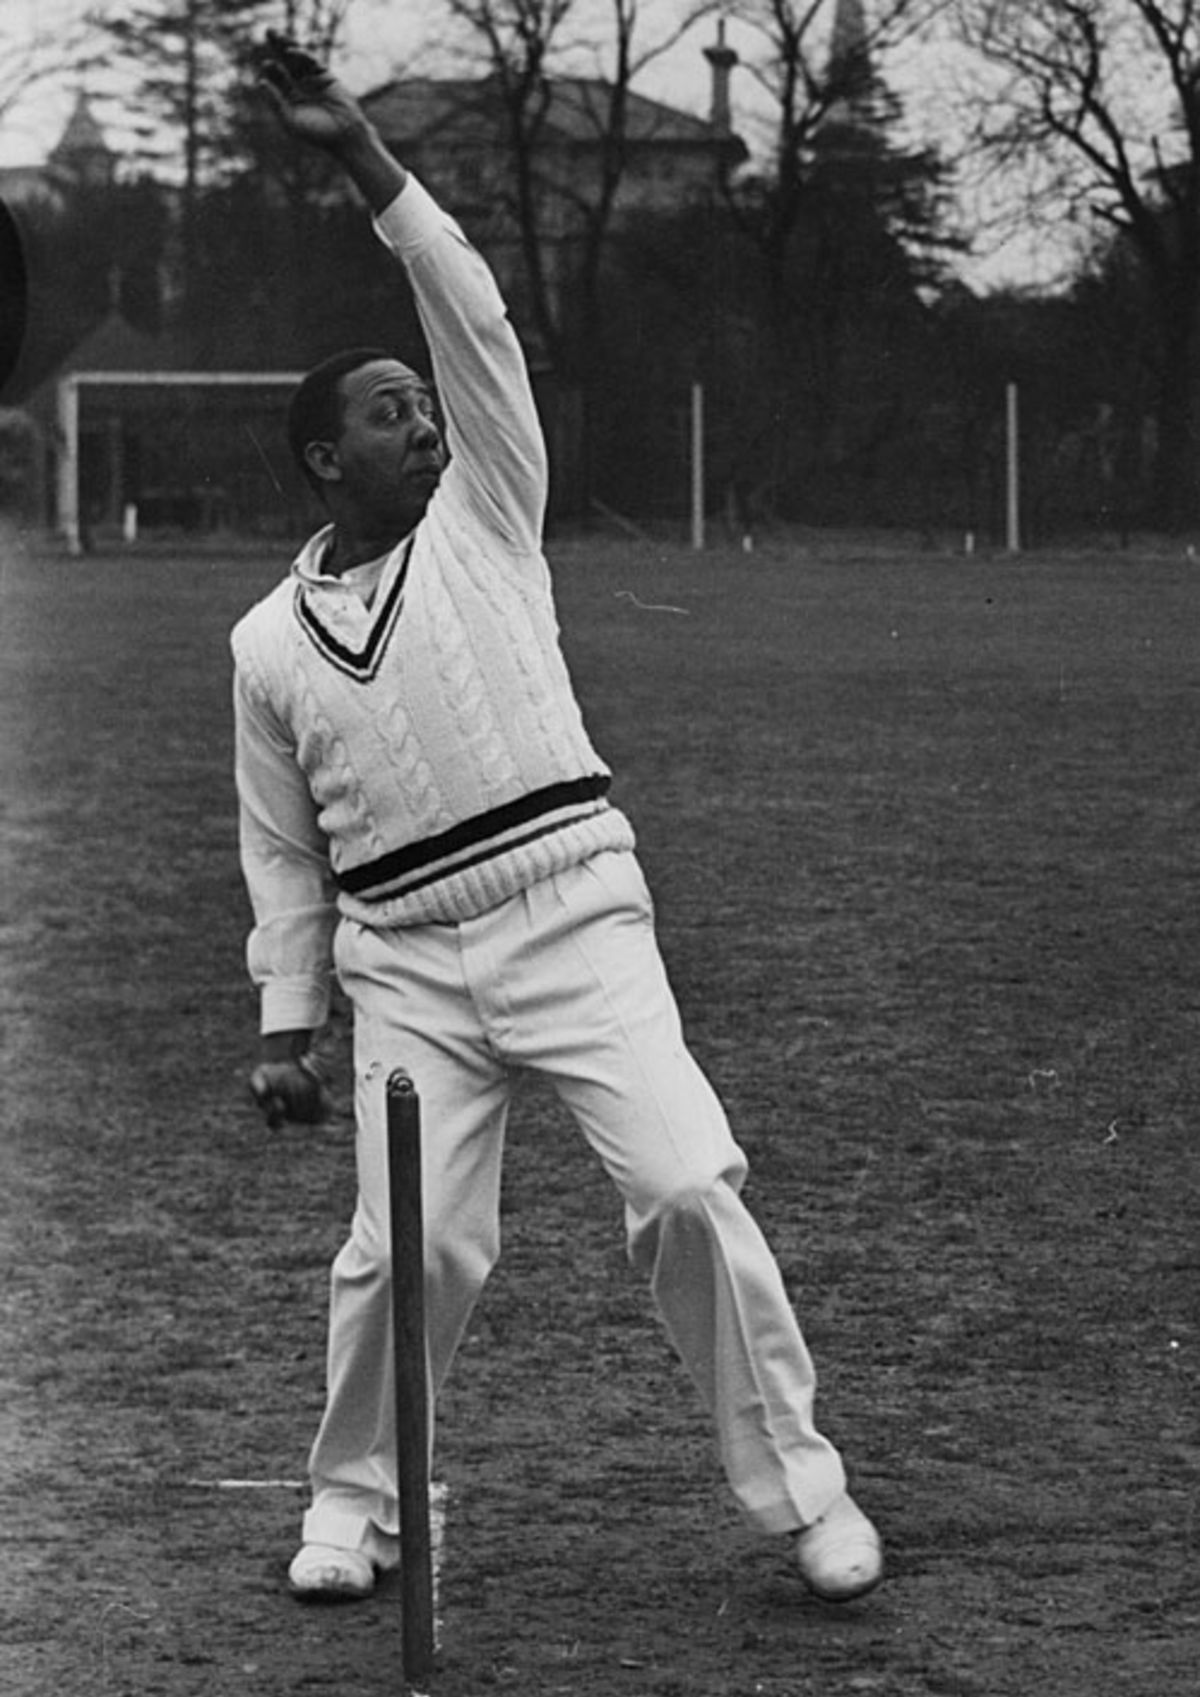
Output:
top-left (55, 371), bottom-right (311, 552)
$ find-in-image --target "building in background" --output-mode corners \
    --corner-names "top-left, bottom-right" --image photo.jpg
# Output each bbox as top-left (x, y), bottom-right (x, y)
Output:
top-left (0, 88), bottom-right (116, 212)
top-left (360, 45), bottom-right (746, 322)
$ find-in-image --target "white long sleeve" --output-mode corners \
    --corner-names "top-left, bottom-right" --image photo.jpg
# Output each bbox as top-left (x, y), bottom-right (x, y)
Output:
top-left (234, 662), bottom-right (338, 1034)
top-left (373, 176), bottom-right (549, 553)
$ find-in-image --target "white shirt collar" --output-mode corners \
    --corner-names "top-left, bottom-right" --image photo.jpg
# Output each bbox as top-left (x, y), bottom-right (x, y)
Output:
top-left (293, 524), bottom-right (408, 602)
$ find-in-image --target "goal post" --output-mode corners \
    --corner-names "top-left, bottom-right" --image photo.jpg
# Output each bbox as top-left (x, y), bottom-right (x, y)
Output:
top-left (55, 370), bottom-right (306, 554)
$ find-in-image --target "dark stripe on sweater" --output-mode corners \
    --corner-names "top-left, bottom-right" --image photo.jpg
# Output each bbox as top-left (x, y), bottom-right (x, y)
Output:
top-left (336, 774), bottom-right (611, 897)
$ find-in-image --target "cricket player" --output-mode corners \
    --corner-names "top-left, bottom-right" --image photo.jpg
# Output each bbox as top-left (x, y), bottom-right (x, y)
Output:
top-left (234, 33), bottom-right (883, 1608)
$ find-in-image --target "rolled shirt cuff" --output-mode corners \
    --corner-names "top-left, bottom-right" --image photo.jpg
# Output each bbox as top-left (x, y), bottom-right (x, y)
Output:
top-left (258, 975), bottom-right (332, 1037)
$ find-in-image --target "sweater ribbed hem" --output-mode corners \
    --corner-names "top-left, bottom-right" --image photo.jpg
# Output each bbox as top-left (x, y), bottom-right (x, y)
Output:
top-left (337, 808), bottom-right (636, 928)
top-left (335, 774), bottom-right (613, 900)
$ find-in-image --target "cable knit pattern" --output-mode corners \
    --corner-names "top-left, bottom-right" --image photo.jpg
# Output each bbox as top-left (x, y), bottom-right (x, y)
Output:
top-left (450, 518), bottom-right (576, 760)
top-left (293, 667), bottom-right (386, 867)
top-left (376, 691), bottom-right (452, 843)
top-left (232, 486), bottom-right (635, 932)
top-left (421, 549), bottom-right (522, 807)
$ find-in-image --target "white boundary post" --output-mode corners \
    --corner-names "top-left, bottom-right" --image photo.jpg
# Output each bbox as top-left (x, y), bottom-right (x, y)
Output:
top-left (690, 381), bottom-right (705, 552)
top-left (57, 376), bottom-right (82, 556)
top-left (1006, 381), bottom-right (1020, 553)
top-left (55, 371), bottom-right (305, 553)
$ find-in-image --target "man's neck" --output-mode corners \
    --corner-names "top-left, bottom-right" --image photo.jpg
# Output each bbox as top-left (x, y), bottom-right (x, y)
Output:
top-left (326, 525), bottom-right (409, 577)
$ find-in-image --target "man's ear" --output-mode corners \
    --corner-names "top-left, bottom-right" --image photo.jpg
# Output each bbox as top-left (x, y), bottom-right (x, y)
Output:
top-left (303, 440), bottom-right (342, 485)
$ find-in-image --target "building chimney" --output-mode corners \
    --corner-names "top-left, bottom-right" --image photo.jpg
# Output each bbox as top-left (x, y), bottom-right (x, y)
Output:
top-left (704, 20), bottom-right (738, 137)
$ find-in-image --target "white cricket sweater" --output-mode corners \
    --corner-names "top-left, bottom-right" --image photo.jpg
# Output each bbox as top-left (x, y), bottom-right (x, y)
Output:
top-left (231, 176), bottom-right (634, 1034)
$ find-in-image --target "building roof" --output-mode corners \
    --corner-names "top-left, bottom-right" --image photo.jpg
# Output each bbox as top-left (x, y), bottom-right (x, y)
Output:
top-left (25, 309), bottom-right (195, 419)
top-left (362, 75), bottom-right (727, 150)
top-left (54, 309), bottom-right (185, 376)
top-left (49, 90), bottom-right (111, 166)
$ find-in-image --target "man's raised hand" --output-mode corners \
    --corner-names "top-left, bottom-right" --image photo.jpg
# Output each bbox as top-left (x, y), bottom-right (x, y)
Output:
top-left (256, 31), bottom-right (368, 153)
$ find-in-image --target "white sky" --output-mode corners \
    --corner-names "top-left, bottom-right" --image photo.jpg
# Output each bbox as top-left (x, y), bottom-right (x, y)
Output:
top-left (2, 0), bottom-right (721, 160)
top-left (0, 0), bottom-right (1077, 291)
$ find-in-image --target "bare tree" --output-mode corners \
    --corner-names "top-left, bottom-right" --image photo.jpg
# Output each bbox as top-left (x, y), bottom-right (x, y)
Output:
top-left (97, 1), bottom-right (356, 337)
top-left (0, 5), bottom-right (103, 133)
top-left (729, 0), bottom-right (950, 298)
top-left (0, 5), bottom-right (96, 117)
top-left (439, 0), bottom-right (712, 375)
top-left (282, 0), bottom-right (351, 52)
top-left (954, 0), bottom-right (1200, 527)
top-left (717, 0), bottom-right (956, 510)
top-left (103, 2), bottom-right (351, 195)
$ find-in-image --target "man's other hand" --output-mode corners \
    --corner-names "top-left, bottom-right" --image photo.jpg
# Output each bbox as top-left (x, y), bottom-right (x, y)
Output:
top-left (249, 1055), bottom-right (327, 1129)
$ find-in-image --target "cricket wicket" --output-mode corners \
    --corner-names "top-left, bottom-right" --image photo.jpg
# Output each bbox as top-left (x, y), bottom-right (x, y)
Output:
top-left (386, 1068), bottom-right (436, 1688)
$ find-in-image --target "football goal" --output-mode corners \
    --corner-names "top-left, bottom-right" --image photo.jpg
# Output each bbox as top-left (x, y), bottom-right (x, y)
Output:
top-left (55, 370), bottom-right (307, 553)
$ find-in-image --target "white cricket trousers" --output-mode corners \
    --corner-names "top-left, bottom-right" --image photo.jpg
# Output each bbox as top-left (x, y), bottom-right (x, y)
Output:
top-left (301, 850), bottom-right (845, 1555)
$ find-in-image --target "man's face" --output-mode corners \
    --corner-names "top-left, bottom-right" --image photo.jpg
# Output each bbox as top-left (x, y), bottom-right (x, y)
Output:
top-left (328, 358), bottom-right (446, 528)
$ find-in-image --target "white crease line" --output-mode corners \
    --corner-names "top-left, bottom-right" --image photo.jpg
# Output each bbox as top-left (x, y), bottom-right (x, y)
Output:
top-left (183, 1479), bottom-right (309, 1489)
top-left (430, 1481), bottom-right (448, 1644)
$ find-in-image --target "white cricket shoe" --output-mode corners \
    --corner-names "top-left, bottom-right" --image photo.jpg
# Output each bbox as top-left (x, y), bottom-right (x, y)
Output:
top-left (287, 1542), bottom-right (377, 1602)
top-left (793, 1493), bottom-right (884, 1602)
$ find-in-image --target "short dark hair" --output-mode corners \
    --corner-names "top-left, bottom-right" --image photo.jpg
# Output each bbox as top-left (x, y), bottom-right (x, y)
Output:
top-left (287, 347), bottom-right (394, 494)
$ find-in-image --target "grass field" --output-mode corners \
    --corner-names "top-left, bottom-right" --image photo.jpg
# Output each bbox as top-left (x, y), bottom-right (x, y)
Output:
top-left (1, 530), bottom-right (1198, 1696)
